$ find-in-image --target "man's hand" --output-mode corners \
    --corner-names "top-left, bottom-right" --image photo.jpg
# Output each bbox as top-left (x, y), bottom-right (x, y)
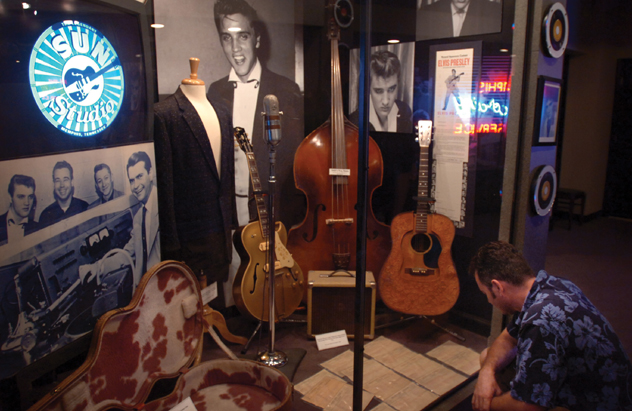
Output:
top-left (472, 329), bottom-right (518, 411)
top-left (472, 367), bottom-right (502, 411)
top-left (79, 263), bottom-right (98, 284)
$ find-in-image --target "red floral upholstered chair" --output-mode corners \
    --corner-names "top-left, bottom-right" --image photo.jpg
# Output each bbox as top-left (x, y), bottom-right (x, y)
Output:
top-left (29, 261), bottom-right (292, 411)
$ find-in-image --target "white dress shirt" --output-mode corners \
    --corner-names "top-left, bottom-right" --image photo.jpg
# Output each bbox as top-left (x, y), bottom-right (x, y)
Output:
top-left (6, 206), bottom-right (28, 243)
top-left (451, 2), bottom-right (471, 37)
top-left (369, 99), bottom-right (400, 132)
top-left (231, 60), bottom-right (262, 226)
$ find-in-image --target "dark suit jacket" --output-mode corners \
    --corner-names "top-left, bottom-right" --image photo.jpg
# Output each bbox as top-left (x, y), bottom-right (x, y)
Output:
top-left (417, 0), bottom-right (502, 40)
top-left (124, 199), bottom-right (160, 287)
top-left (88, 189), bottom-right (124, 209)
top-left (38, 197), bottom-right (88, 229)
top-left (0, 212), bottom-right (39, 244)
top-left (350, 99), bottom-right (413, 133)
top-left (208, 66), bottom-right (305, 229)
top-left (153, 87), bottom-right (235, 283)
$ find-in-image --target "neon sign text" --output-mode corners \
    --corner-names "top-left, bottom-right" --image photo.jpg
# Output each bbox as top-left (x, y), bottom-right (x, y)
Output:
top-left (474, 98), bottom-right (509, 116)
top-left (455, 122), bottom-right (505, 134)
top-left (479, 81), bottom-right (511, 93)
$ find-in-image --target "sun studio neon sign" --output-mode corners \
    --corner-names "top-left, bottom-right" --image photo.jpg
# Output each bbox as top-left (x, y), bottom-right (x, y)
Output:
top-left (29, 21), bottom-right (124, 137)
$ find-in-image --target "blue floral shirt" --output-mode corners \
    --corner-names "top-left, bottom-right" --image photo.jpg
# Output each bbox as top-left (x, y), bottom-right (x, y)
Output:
top-left (507, 270), bottom-right (632, 410)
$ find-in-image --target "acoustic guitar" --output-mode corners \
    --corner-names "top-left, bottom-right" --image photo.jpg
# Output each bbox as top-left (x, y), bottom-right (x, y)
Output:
top-left (378, 120), bottom-right (459, 316)
top-left (232, 127), bottom-right (304, 321)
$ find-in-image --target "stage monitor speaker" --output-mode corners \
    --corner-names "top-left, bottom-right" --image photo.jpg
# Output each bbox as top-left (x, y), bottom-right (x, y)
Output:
top-left (307, 271), bottom-right (376, 339)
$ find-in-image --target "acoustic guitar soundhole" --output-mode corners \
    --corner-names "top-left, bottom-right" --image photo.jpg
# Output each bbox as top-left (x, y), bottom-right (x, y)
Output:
top-left (411, 233), bottom-right (432, 253)
top-left (409, 232), bottom-right (442, 269)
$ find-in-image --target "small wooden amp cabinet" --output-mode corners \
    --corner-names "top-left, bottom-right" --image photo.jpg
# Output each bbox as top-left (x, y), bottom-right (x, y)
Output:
top-left (307, 270), bottom-right (376, 339)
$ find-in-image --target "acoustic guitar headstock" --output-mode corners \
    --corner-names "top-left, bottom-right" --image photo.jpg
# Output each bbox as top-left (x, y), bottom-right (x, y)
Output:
top-left (417, 120), bottom-right (433, 148)
top-left (234, 127), bottom-right (252, 154)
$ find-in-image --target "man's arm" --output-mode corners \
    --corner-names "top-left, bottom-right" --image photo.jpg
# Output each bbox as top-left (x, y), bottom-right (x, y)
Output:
top-left (489, 392), bottom-right (546, 411)
top-left (472, 328), bottom-right (517, 411)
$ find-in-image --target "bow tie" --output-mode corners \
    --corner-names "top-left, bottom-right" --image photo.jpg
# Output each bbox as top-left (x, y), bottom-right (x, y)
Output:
top-left (232, 79), bottom-right (259, 89)
top-left (455, 7), bottom-right (466, 14)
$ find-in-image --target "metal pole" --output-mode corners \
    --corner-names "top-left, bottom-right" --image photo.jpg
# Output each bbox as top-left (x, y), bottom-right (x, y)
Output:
top-left (257, 115), bottom-right (288, 368)
top-left (354, 0), bottom-right (371, 408)
top-left (268, 146), bottom-right (277, 353)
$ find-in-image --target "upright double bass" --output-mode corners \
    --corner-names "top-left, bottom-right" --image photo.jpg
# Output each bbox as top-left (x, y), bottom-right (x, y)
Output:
top-left (287, 0), bottom-right (390, 293)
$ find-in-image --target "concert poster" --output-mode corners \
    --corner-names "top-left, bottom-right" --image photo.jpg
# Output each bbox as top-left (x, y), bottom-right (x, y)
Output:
top-left (430, 45), bottom-right (479, 229)
top-left (0, 143), bottom-right (158, 379)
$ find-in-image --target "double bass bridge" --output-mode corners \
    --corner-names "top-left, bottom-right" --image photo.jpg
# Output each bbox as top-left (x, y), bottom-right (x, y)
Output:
top-left (325, 218), bottom-right (354, 225)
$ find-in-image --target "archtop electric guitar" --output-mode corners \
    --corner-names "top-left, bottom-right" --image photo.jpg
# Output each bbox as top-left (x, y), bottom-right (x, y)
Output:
top-left (232, 127), bottom-right (304, 321)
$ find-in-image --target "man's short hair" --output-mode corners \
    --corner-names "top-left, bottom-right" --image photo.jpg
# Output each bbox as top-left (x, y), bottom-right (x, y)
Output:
top-left (93, 163), bottom-right (112, 181)
top-left (468, 241), bottom-right (535, 288)
top-left (52, 161), bottom-right (73, 180)
top-left (8, 174), bottom-right (36, 196)
top-left (214, 0), bottom-right (262, 36)
top-left (127, 151), bottom-right (152, 174)
top-left (371, 50), bottom-right (401, 82)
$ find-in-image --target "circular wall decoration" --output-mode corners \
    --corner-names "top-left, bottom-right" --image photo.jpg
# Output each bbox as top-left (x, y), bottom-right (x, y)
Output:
top-left (542, 2), bottom-right (569, 59)
top-left (29, 21), bottom-right (125, 137)
top-left (531, 165), bottom-right (557, 216)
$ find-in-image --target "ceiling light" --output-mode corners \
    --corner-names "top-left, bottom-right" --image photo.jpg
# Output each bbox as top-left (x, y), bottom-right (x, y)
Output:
top-left (151, 23), bottom-right (165, 29)
top-left (387, 39), bottom-right (400, 44)
top-left (228, 27), bottom-right (241, 32)
top-left (22, 2), bottom-right (31, 9)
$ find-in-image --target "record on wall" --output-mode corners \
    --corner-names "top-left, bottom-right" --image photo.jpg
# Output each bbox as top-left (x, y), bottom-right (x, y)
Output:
top-left (531, 165), bottom-right (557, 216)
top-left (542, 2), bottom-right (569, 58)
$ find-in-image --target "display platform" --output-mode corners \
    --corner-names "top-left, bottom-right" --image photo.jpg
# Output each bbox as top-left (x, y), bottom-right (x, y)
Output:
top-left (14, 302), bottom-right (487, 410)
top-left (200, 305), bottom-right (487, 411)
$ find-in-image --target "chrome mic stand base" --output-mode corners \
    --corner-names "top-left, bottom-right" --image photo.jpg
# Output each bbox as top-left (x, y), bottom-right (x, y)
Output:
top-left (257, 349), bottom-right (289, 368)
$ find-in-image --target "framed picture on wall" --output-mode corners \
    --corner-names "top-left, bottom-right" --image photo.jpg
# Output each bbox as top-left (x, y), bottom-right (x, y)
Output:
top-left (533, 76), bottom-right (562, 146)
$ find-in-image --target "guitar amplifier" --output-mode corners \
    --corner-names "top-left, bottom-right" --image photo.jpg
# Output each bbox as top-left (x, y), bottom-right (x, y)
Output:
top-left (307, 271), bottom-right (376, 339)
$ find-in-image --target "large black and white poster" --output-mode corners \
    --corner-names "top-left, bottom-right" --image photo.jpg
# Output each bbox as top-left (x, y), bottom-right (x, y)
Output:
top-left (349, 42), bottom-right (416, 134)
top-left (416, 0), bottom-right (502, 41)
top-left (0, 143), bottom-right (158, 379)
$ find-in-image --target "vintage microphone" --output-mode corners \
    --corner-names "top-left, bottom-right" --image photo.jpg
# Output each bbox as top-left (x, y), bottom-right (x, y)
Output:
top-left (263, 94), bottom-right (282, 146)
top-left (257, 94), bottom-right (288, 368)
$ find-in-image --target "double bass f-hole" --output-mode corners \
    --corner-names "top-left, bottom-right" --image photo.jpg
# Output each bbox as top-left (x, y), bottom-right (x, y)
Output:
top-left (302, 203), bottom-right (326, 242)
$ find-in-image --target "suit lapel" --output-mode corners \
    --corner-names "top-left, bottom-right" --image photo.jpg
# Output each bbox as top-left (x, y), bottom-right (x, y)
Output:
top-left (174, 87), bottom-right (221, 181)
top-left (461, 0), bottom-right (481, 35)
top-left (147, 204), bottom-right (160, 255)
top-left (253, 69), bottom-right (271, 181)
top-left (207, 90), bottom-right (234, 193)
top-left (215, 79), bottom-right (235, 112)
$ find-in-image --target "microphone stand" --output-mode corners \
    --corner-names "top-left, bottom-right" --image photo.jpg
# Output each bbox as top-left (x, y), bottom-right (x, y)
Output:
top-left (257, 111), bottom-right (288, 368)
